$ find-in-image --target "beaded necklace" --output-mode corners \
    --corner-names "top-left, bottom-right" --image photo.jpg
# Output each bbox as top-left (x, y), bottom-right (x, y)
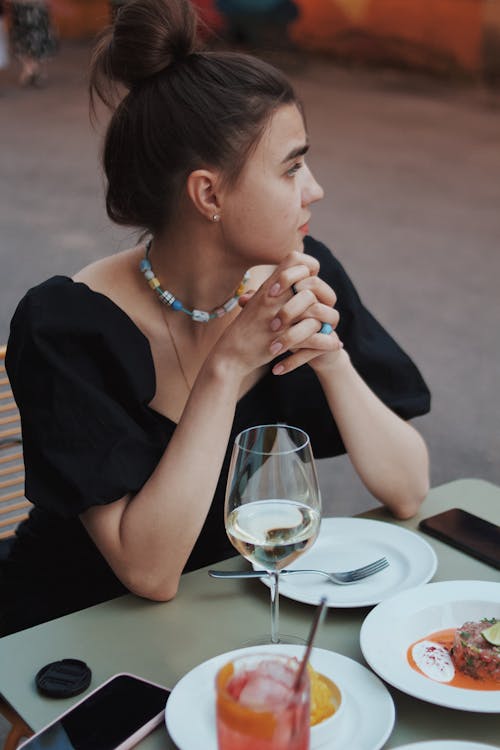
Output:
top-left (140, 239), bottom-right (249, 322)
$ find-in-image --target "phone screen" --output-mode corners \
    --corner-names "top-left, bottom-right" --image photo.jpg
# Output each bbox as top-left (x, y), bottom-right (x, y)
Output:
top-left (20, 674), bottom-right (170, 750)
top-left (419, 508), bottom-right (500, 569)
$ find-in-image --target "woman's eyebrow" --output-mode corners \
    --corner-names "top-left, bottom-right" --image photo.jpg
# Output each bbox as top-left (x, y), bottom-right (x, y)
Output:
top-left (281, 143), bottom-right (309, 163)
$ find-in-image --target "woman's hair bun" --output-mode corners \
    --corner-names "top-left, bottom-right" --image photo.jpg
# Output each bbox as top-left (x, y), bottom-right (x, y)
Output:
top-left (93, 0), bottom-right (199, 94)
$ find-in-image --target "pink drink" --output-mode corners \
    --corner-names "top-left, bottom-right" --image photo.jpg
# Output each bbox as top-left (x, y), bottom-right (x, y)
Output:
top-left (216, 653), bottom-right (310, 750)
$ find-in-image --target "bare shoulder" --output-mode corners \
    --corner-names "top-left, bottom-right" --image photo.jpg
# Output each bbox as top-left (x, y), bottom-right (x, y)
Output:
top-left (73, 246), bottom-right (143, 296)
top-left (73, 243), bottom-right (156, 340)
top-left (72, 244), bottom-right (150, 331)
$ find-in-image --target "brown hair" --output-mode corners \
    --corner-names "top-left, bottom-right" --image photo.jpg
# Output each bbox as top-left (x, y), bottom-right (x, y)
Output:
top-left (89, 0), bottom-right (298, 236)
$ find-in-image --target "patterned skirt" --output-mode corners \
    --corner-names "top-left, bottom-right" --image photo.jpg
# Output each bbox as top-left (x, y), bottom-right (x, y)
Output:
top-left (10, 3), bottom-right (57, 60)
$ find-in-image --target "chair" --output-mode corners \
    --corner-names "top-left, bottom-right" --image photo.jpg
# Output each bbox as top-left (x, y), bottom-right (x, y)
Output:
top-left (0, 345), bottom-right (31, 545)
top-left (0, 345), bottom-right (34, 749)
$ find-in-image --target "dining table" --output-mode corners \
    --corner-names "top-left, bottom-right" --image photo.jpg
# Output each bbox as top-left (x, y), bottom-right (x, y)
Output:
top-left (0, 477), bottom-right (499, 749)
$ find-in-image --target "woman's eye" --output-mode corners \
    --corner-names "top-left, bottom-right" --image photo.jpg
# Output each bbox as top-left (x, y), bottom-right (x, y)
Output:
top-left (287, 161), bottom-right (303, 177)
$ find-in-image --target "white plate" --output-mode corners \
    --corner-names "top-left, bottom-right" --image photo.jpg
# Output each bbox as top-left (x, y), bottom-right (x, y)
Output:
top-left (360, 580), bottom-right (500, 712)
top-left (392, 743), bottom-right (499, 749)
top-left (254, 517), bottom-right (437, 608)
top-left (165, 644), bottom-right (395, 750)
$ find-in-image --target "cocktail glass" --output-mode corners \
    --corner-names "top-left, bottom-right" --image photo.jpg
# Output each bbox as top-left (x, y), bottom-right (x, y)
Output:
top-left (216, 652), bottom-right (310, 750)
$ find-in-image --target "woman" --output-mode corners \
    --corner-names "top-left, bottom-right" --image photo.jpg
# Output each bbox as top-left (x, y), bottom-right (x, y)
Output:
top-left (1, 0), bottom-right (430, 635)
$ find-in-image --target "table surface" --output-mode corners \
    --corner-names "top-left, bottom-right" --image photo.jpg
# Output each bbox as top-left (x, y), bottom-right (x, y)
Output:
top-left (1, 478), bottom-right (499, 749)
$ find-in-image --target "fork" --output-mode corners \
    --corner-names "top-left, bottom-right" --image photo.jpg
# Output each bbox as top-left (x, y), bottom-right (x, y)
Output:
top-left (208, 557), bottom-right (389, 585)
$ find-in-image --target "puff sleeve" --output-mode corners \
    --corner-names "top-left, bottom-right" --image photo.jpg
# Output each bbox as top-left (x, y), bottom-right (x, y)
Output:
top-left (274, 237), bottom-right (431, 458)
top-left (6, 277), bottom-right (170, 519)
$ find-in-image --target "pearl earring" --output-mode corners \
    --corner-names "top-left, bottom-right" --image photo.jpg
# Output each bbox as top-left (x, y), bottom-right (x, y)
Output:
top-left (212, 214), bottom-right (220, 222)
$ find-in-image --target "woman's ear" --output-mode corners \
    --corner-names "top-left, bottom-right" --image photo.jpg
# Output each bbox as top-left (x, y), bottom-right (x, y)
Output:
top-left (186, 169), bottom-right (223, 222)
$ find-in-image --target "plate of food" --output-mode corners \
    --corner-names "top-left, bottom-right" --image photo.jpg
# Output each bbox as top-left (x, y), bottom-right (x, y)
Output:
top-left (360, 580), bottom-right (500, 712)
top-left (165, 644), bottom-right (395, 750)
top-left (254, 518), bottom-right (437, 607)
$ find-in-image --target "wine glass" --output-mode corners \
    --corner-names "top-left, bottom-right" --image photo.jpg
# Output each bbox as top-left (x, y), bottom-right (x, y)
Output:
top-left (225, 424), bottom-right (322, 644)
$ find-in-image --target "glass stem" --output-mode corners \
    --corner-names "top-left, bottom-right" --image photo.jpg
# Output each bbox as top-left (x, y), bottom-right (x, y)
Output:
top-left (269, 570), bottom-right (280, 644)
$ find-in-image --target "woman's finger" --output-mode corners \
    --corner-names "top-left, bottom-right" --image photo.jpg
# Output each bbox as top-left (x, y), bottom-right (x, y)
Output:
top-left (269, 317), bottom-right (342, 357)
top-left (266, 252), bottom-right (320, 298)
top-left (272, 340), bottom-right (343, 375)
top-left (238, 290), bottom-right (256, 308)
top-left (272, 296), bottom-right (339, 331)
top-left (290, 275), bottom-right (337, 307)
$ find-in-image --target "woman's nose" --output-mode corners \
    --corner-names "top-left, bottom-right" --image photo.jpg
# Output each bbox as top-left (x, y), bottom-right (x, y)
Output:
top-left (303, 167), bottom-right (324, 205)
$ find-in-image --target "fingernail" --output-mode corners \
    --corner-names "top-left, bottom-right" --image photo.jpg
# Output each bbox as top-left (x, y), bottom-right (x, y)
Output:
top-left (270, 317), bottom-right (281, 331)
top-left (273, 364), bottom-right (285, 375)
top-left (270, 341), bottom-right (283, 355)
top-left (269, 282), bottom-right (281, 297)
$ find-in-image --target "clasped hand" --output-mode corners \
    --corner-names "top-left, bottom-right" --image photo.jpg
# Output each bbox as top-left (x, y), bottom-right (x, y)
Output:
top-left (218, 252), bottom-right (343, 377)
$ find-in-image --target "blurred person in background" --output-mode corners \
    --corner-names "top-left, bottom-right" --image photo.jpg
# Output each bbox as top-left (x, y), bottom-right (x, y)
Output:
top-left (216, 0), bottom-right (298, 48)
top-left (8, 0), bottom-right (57, 86)
top-left (0, 2), bottom-right (9, 72)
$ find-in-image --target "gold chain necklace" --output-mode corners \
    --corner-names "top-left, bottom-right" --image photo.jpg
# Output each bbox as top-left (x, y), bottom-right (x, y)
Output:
top-left (162, 309), bottom-right (192, 394)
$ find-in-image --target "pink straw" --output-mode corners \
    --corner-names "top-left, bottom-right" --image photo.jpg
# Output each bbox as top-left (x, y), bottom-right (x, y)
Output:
top-left (293, 597), bottom-right (328, 691)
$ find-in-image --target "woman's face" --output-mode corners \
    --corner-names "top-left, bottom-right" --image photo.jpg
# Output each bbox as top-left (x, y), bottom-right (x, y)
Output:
top-left (219, 104), bottom-right (324, 266)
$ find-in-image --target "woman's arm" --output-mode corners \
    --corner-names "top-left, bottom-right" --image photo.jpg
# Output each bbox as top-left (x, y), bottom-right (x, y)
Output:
top-left (258, 263), bottom-right (430, 519)
top-left (311, 349), bottom-right (430, 519)
top-left (80, 352), bottom-right (242, 601)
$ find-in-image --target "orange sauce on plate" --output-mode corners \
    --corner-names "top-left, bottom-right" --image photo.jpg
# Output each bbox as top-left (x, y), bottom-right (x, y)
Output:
top-left (407, 628), bottom-right (500, 691)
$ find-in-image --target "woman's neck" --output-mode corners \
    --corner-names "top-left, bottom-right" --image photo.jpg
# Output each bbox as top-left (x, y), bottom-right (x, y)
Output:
top-left (146, 227), bottom-right (249, 319)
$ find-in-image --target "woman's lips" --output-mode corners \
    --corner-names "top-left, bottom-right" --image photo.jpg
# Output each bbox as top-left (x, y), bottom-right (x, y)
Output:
top-left (299, 223), bottom-right (309, 235)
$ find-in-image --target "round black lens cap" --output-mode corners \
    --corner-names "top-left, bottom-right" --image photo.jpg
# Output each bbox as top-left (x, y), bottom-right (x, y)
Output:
top-left (35, 659), bottom-right (92, 698)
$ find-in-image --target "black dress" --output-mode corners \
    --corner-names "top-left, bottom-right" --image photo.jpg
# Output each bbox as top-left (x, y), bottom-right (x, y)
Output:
top-left (0, 238), bottom-right (430, 635)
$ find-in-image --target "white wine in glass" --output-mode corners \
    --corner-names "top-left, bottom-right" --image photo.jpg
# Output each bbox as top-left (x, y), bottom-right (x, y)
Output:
top-left (225, 424), bottom-right (321, 643)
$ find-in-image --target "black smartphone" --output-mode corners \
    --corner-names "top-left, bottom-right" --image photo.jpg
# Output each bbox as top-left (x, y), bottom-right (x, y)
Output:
top-left (419, 507), bottom-right (500, 570)
top-left (19, 673), bottom-right (171, 750)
